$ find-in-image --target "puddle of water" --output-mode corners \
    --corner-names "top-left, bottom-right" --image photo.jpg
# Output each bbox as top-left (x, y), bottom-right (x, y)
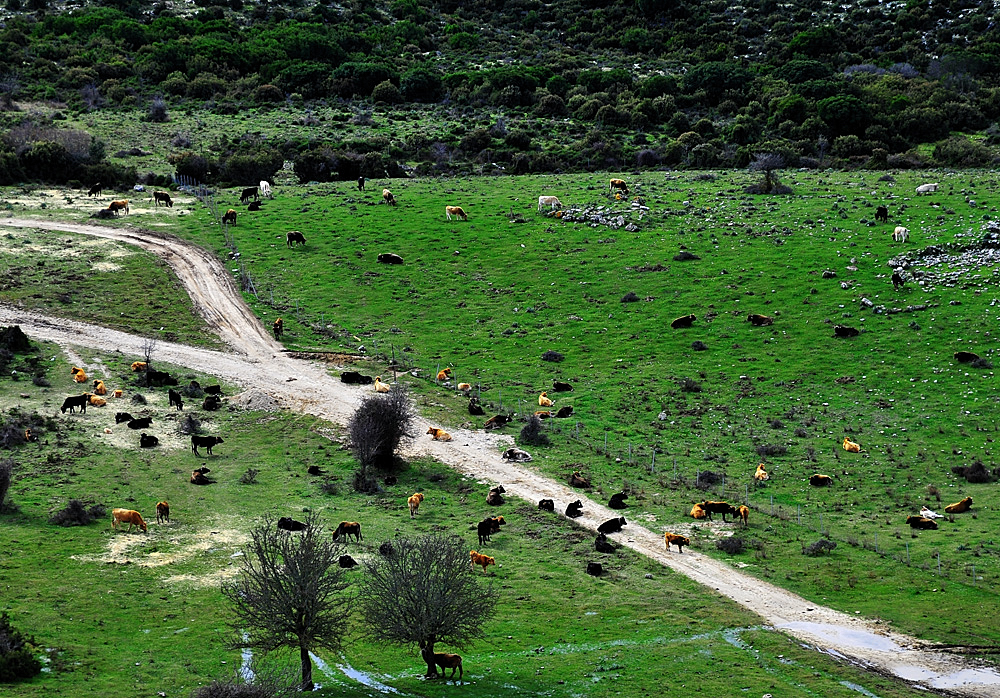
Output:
top-left (840, 680), bottom-right (882, 697)
top-left (893, 664), bottom-right (1000, 690)
top-left (777, 622), bottom-right (903, 653)
top-left (240, 633), bottom-right (254, 683)
top-left (335, 659), bottom-right (401, 694)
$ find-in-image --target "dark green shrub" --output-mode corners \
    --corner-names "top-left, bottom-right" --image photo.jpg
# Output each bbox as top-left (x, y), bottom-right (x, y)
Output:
top-left (219, 149), bottom-right (284, 185)
top-left (293, 146), bottom-right (339, 183)
top-left (717, 537), bottom-right (745, 555)
top-left (933, 136), bottom-right (993, 167)
top-left (803, 538), bottom-right (837, 556)
top-left (0, 612), bottom-right (41, 682)
top-left (535, 94), bottom-right (566, 116)
top-left (520, 415), bottom-right (550, 447)
top-left (252, 84), bottom-right (284, 104)
top-left (169, 151), bottom-right (214, 182)
top-left (371, 80), bottom-right (402, 104)
top-left (186, 74), bottom-right (227, 99)
top-left (400, 67), bottom-right (442, 102)
top-left (49, 499), bottom-right (106, 527)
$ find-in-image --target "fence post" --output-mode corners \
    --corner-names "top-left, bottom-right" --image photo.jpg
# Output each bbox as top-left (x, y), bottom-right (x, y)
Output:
top-left (938, 551), bottom-right (941, 576)
top-left (770, 495), bottom-right (773, 516)
top-left (906, 542), bottom-right (910, 564)
top-left (650, 451), bottom-right (655, 473)
top-left (797, 505), bottom-right (800, 524)
top-left (819, 512), bottom-right (823, 535)
top-left (745, 483), bottom-right (748, 506)
top-left (874, 532), bottom-right (878, 554)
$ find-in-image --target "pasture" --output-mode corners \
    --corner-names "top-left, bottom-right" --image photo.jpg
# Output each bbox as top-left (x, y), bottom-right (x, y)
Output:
top-left (2, 167), bottom-right (1000, 693)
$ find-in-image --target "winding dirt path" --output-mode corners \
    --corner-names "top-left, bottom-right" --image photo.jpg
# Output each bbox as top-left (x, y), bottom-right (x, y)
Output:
top-left (3, 216), bottom-right (999, 696)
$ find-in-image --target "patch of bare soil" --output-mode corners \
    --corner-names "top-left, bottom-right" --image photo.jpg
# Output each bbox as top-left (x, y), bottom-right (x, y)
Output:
top-left (3, 216), bottom-right (1000, 696)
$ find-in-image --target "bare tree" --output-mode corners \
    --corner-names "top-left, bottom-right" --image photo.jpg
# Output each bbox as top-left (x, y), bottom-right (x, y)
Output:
top-left (348, 387), bottom-right (415, 489)
top-left (357, 535), bottom-right (499, 678)
top-left (141, 337), bottom-right (158, 388)
top-left (747, 153), bottom-right (791, 195)
top-left (222, 513), bottom-right (351, 691)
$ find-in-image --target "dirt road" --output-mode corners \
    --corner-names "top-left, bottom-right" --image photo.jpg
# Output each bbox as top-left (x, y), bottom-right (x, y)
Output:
top-left (3, 216), bottom-right (999, 696)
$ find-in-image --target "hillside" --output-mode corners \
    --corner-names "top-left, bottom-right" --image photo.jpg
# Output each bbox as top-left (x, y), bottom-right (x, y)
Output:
top-left (2, 0), bottom-right (1000, 185)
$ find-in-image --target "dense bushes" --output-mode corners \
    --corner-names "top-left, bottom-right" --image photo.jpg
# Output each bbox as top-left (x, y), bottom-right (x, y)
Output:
top-left (0, 612), bottom-right (42, 683)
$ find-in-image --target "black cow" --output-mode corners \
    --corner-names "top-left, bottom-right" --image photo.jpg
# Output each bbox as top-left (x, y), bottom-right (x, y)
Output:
top-left (240, 187), bottom-right (259, 204)
top-left (595, 534), bottom-right (616, 554)
top-left (377, 253), bottom-right (404, 265)
top-left (891, 271), bottom-right (905, 291)
top-left (477, 518), bottom-right (495, 545)
top-left (277, 517), bottom-right (307, 532)
top-left (60, 394), bottom-right (89, 414)
top-left (552, 381), bottom-right (573, 392)
top-left (597, 517), bottom-right (627, 534)
top-left (468, 398), bottom-right (486, 416)
top-left (608, 492), bottom-right (628, 510)
top-left (203, 395), bottom-right (221, 411)
top-left (147, 369), bottom-right (178, 386)
top-left (809, 474), bottom-right (833, 487)
top-left (700, 501), bottom-right (737, 521)
top-left (87, 183), bottom-right (102, 197)
top-left (486, 485), bottom-right (506, 506)
top-left (875, 205), bottom-right (888, 223)
top-left (834, 325), bottom-right (860, 338)
top-left (554, 405), bottom-right (574, 418)
top-left (501, 448), bottom-right (531, 462)
top-left (954, 351), bottom-right (980, 364)
top-left (357, 176), bottom-right (365, 191)
top-left (127, 417), bottom-right (152, 429)
top-left (537, 498), bottom-right (555, 512)
top-left (586, 562), bottom-right (603, 576)
top-left (247, 200), bottom-right (262, 211)
top-left (115, 412), bottom-right (134, 424)
top-left (286, 231), bottom-right (306, 247)
top-left (671, 314), bottom-right (696, 329)
top-left (153, 191), bottom-right (173, 207)
top-left (140, 433), bottom-right (159, 448)
top-left (483, 414), bottom-right (512, 429)
top-left (566, 500), bottom-right (583, 518)
top-left (204, 385), bottom-right (222, 395)
top-left (168, 388), bottom-right (183, 411)
top-left (190, 466), bottom-right (213, 485)
top-left (339, 555), bottom-right (358, 568)
top-left (192, 435), bottom-right (224, 456)
top-left (341, 371), bottom-right (373, 385)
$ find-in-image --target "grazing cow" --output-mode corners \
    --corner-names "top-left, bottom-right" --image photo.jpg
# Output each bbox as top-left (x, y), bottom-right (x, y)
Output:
top-left (374, 376), bottom-right (391, 393)
top-left (595, 533), bottom-right (616, 554)
top-left (339, 555), bottom-right (358, 568)
top-left (60, 394), bottom-right (89, 414)
top-left (153, 191), bottom-right (173, 207)
top-left (552, 380), bottom-right (573, 392)
top-left (131, 361), bottom-right (147, 372)
top-left (247, 201), bottom-right (262, 211)
top-left (139, 433), bottom-right (159, 448)
top-left (168, 388), bottom-right (183, 411)
top-left (240, 187), bottom-right (259, 204)
top-left (954, 351), bottom-right (980, 364)
top-left (92, 380), bottom-right (107, 395)
top-left (437, 367), bottom-right (452, 381)
top-left (408, 492), bottom-right (424, 518)
top-left (203, 385), bottom-right (222, 395)
top-left (259, 180), bottom-right (272, 198)
top-left (486, 485), bottom-right (506, 506)
top-left (190, 467), bottom-right (213, 485)
top-left (834, 325), bottom-right (860, 338)
top-left (357, 176), bottom-right (365, 191)
top-left (469, 550), bottom-right (495, 573)
top-left (754, 463), bottom-right (769, 481)
top-left (664, 532), bottom-right (690, 553)
top-left (566, 500), bottom-right (584, 518)
top-left (332, 521), bottom-right (363, 542)
top-left (538, 391), bottom-right (554, 407)
top-left (88, 183), bottom-right (102, 197)
top-left (377, 252), bottom-right (403, 264)
top-left (700, 501), bottom-right (738, 522)
top-left (445, 205), bottom-right (467, 221)
top-left (88, 394), bottom-right (107, 407)
top-left (809, 473), bottom-right (833, 487)
top-left (945, 497), bottom-right (973, 514)
top-left (597, 517), bottom-right (627, 534)
top-left (690, 502), bottom-right (707, 519)
top-left (538, 195), bottom-right (562, 211)
top-left (272, 317), bottom-right (283, 340)
top-left (286, 231), bottom-right (306, 247)
top-left (191, 435), bottom-right (224, 456)
top-left (107, 200), bottom-right (129, 216)
top-left (71, 366), bottom-right (88, 383)
top-left (428, 652), bottom-right (463, 683)
top-left (892, 226), bottom-right (909, 243)
top-left (115, 412), bottom-right (134, 424)
top-left (569, 471), bottom-right (590, 488)
top-left (277, 517), bottom-right (308, 532)
top-left (891, 270), bottom-right (906, 290)
top-left (609, 178), bottom-right (629, 196)
top-left (483, 414), bottom-right (511, 429)
top-left (468, 399), bottom-right (486, 416)
top-left (457, 382), bottom-right (472, 393)
top-left (382, 189), bottom-right (396, 206)
top-left (307, 465), bottom-right (324, 476)
top-left (477, 516), bottom-right (505, 545)
top-left (586, 562), bottom-right (603, 576)
top-left (608, 492), bottom-right (628, 510)
top-left (875, 205), bottom-right (888, 223)
top-left (907, 515), bottom-right (938, 530)
top-left (747, 313), bottom-right (773, 326)
top-left (222, 209), bottom-right (237, 225)
top-left (501, 448), bottom-right (532, 462)
top-left (427, 427), bottom-right (453, 441)
top-left (920, 506), bottom-right (944, 519)
top-left (538, 498), bottom-right (555, 512)
top-left (915, 183), bottom-right (939, 194)
top-left (554, 405), bottom-right (574, 418)
top-left (341, 371), bottom-right (373, 385)
top-left (842, 436), bottom-right (862, 453)
top-left (127, 417), bottom-right (152, 430)
top-left (156, 501), bottom-right (169, 524)
top-left (671, 314), bottom-right (696, 329)
top-left (111, 508), bottom-right (148, 533)
top-left (737, 505), bottom-right (749, 527)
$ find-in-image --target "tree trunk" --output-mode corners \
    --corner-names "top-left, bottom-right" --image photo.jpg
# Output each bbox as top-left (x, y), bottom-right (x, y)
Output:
top-left (300, 644), bottom-right (314, 691)
top-left (420, 641), bottom-right (439, 678)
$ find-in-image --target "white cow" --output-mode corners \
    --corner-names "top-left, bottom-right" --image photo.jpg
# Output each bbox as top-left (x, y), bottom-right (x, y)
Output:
top-left (260, 180), bottom-right (273, 199)
top-left (538, 195), bottom-right (562, 211)
top-left (915, 183), bottom-right (939, 194)
top-left (892, 226), bottom-right (909, 243)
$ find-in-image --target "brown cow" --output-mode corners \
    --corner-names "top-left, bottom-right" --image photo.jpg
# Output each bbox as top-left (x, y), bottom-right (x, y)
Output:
top-left (222, 209), bottom-right (237, 225)
top-left (664, 532), bottom-right (690, 553)
top-left (944, 497), bottom-right (972, 514)
top-left (156, 501), bottom-right (170, 524)
top-left (111, 508), bottom-right (147, 533)
top-left (332, 521), bottom-right (363, 542)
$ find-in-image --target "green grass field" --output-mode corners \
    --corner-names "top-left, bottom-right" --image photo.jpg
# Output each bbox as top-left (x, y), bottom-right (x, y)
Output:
top-left (2, 167), bottom-right (999, 694)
